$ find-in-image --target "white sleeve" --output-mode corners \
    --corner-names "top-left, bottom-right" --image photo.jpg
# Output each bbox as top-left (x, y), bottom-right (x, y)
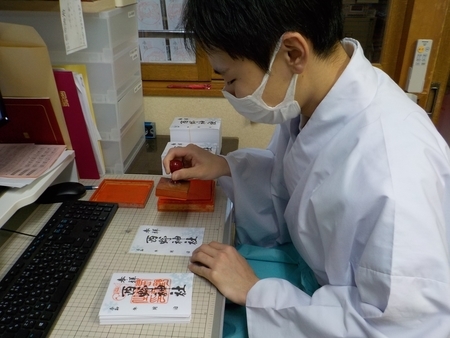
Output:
top-left (244, 114), bottom-right (450, 337)
top-left (246, 277), bottom-right (450, 338)
top-left (245, 135), bottom-right (450, 338)
top-left (218, 148), bottom-right (278, 246)
top-left (218, 125), bottom-right (292, 246)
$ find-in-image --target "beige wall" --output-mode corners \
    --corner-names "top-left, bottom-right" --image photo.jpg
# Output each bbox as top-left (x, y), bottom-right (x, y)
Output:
top-left (143, 96), bottom-right (276, 149)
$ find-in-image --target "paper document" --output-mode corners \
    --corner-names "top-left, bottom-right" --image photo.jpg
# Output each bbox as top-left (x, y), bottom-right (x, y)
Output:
top-left (129, 226), bottom-right (205, 256)
top-left (99, 272), bottom-right (194, 325)
top-left (60, 0), bottom-right (88, 54)
top-left (0, 144), bottom-right (68, 188)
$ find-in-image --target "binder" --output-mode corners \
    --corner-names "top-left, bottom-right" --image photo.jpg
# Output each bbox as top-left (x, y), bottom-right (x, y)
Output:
top-left (54, 64), bottom-right (105, 176)
top-left (0, 22), bottom-right (72, 148)
top-left (0, 97), bottom-right (65, 145)
top-left (53, 69), bottom-right (100, 179)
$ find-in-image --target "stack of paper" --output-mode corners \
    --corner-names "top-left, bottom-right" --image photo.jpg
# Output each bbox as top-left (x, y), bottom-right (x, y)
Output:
top-left (99, 272), bottom-right (194, 325)
top-left (169, 117), bottom-right (222, 154)
top-left (0, 144), bottom-right (69, 188)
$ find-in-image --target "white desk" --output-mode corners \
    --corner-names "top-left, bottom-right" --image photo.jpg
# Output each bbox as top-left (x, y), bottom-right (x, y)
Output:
top-left (0, 174), bottom-right (233, 338)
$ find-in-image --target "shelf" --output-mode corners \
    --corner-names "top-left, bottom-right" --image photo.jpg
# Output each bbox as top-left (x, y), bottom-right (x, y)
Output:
top-left (0, 150), bottom-right (76, 228)
top-left (0, 0), bottom-right (133, 13)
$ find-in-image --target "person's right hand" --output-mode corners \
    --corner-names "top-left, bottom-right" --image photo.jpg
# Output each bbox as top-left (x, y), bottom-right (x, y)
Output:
top-left (162, 144), bottom-right (231, 181)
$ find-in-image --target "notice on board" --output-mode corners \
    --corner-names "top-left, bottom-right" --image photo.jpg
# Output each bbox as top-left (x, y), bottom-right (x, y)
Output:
top-left (60, 0), bottom-right (88, 54)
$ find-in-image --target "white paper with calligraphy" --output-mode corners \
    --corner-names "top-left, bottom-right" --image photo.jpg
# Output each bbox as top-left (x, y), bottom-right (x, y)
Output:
top-left (59, 0), bottom-right (87, 54)
top-left (99, 272), bottom-right (194, 324)
top-left (129, 226), bottom-right (205, 256)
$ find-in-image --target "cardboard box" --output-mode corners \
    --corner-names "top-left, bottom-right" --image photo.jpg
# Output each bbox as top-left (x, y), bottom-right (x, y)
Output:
top-left (169, 117), bottom-right (221, 154)
top-left (161, 141), bottom-right (218, 174)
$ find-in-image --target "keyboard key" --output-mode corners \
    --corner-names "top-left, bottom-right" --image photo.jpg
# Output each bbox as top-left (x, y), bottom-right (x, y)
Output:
top-left (22, 319), bottom-right (35, 329)
top-left (35, 320), bottom-right (48, 330)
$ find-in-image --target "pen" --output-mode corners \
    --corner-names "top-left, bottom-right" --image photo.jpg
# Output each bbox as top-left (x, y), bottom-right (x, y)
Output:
top-left (84, 185), bottom-right (98, 190)
top-left (167, 84), bottom-right (211, 90)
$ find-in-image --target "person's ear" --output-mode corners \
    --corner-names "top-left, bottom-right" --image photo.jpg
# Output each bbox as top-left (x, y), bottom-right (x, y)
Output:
top-left (281, 32), bottom-right (309, 74)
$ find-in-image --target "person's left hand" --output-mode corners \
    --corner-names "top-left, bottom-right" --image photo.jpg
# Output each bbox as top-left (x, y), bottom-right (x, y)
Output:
top-left (188, 241), bottom-right (259, 306)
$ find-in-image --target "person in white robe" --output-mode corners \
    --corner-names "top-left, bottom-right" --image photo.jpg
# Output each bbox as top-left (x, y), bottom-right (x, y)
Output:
top-left (162, 0), bottom-right (450, 337)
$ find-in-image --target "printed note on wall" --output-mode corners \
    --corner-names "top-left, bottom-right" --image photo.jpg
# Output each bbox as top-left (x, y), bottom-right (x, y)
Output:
top-left (165, 0), bottom-right (185, 30)
top-left (169, 38), bottom-right (195, 63)
top-left (137, 0), bottom-right (164, 31)
top-left (139, 38), bottom-right (168, 62)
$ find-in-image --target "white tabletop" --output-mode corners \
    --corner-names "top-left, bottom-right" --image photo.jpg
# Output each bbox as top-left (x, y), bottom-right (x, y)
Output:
top-left (0, 174), bottom-right (232, 338)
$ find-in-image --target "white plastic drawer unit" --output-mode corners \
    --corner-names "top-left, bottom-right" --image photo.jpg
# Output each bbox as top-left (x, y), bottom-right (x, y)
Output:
top-left (0, 5), bottom-right (138, 55)
top-left (93, 78), bottom-right (144, 141)
top-left (51, 41), bottom-right (140, 104)
top-left (81, 42), bottom-right (141, 101)
top-left (100, 108), bottom-right (145, 174)
top-left (84, 5), bottom-right (138, 55)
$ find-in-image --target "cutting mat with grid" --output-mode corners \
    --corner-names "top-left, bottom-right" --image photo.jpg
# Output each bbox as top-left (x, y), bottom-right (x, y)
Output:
top-left (0, 174), bottom-right (231, 338)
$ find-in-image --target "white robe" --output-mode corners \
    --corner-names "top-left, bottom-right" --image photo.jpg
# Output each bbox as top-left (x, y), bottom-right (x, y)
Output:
top-left (218, 39), bottom-right (450, 337)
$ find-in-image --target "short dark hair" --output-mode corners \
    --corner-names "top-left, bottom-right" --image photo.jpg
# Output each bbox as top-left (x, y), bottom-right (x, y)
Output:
top-left (181, 0), bottom-right (344, 71)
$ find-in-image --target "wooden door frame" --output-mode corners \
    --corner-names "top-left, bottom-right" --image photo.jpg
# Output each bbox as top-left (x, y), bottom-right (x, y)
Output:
top-left (429, 2), bottom-right (450, 124)
top-left (393, 0), bottom-right (450, 119)
top-left (372, 0), bottom-right (409, 80)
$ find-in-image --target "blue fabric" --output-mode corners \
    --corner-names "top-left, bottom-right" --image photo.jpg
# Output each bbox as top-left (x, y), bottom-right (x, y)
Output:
top-left (223, 243), bottom-right (319, 338)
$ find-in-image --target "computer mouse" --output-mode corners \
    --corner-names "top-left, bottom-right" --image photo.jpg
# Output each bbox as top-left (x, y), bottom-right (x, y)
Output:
top-left (35, 182), bottom-right (87, 204)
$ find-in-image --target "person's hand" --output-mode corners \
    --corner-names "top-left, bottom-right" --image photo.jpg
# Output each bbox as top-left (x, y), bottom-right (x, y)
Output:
top-left (162, 144), bottom-right (231, 181)
top-left (189, 241), bottom-right (259, 306)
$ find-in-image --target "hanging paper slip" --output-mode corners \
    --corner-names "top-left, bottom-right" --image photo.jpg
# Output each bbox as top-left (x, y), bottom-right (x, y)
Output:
top-left (60, 0), bottom-right (88, 54)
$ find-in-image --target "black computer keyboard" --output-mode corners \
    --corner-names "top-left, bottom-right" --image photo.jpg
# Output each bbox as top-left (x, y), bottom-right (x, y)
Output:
top-left (0, 200), bottom-right (118, 338)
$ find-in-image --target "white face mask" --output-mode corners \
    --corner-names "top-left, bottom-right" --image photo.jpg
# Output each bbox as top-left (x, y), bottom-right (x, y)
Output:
top-left (222, 40), bottom-right (301, 124)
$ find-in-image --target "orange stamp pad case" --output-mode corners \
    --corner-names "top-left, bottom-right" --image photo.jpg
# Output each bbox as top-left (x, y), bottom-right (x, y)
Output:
top-left (156, 178), bottom-right (215, 212)
top-left (89, 179), bottom-right (154, 208)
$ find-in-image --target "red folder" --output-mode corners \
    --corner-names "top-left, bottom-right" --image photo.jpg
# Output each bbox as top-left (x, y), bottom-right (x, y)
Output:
top-left (53, 69), bottom-right (100, 179)
top-left (0, 97), bottom-right (64, 145)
